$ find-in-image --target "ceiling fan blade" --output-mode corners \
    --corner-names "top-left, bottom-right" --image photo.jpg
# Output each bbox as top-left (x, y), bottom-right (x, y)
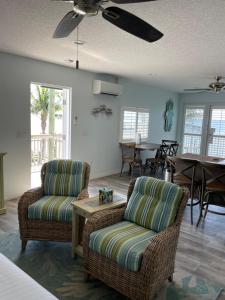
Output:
top-left (110, 0), bottom-right (156, 3)
top-left (102, 6), bottom-right (163, 43)
top-left (184, 88), bottom-right (212, 91)
top-left (51, 0), bottom-right (74, 2)
top-left (53, 11), bottom-right (83, 38)
top-left (184, 88), bottom-right (212, 93)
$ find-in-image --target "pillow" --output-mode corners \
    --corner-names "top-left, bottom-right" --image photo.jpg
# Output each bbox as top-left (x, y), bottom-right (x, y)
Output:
top-left (44, 160), bottom-right (86, 197)
top-left (124, 176), bottom-right (183, 232)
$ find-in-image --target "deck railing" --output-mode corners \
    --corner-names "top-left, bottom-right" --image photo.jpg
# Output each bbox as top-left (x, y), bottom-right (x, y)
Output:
top-left (31, 134), bottom-right (64, 172)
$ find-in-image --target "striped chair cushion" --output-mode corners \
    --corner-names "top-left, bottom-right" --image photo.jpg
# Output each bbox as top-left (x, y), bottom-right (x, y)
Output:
top-left (89, 221), bottom-right (157, 272)
top-left (28, 195), bottom-right (75, 222)
top-left (44, 160), bottom-right (86, 197)
top-left (124, 176), bottom-right (183, 232)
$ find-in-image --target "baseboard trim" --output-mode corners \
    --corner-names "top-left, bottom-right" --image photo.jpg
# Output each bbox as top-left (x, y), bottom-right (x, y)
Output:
top-left (90, 169), bottom-right (121, 179)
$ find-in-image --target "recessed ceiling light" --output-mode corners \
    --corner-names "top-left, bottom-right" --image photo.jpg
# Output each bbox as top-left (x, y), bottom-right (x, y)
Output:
top-left (73, 40), bottom-right (86, 45)
top-left (64, 59), bottom-right (74, 63)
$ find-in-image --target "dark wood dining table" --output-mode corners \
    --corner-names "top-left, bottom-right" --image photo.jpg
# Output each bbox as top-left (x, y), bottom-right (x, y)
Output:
top-left (176, 153), bottom-right (225, 165)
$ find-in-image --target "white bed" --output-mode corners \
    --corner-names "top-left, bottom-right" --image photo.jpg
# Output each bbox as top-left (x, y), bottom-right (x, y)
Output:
top-left (0, 253), bottom-right (58, 300)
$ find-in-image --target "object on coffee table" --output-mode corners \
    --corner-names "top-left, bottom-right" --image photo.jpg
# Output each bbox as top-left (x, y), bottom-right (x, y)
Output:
top-left (99, 188), bottom-right (113, 204)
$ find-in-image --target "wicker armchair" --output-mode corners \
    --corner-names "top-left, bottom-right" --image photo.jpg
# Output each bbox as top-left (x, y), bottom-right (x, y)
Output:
top-left (18, 160), bottom-right (90, 251)
top-left (83, 177), bottom-right (188, 300)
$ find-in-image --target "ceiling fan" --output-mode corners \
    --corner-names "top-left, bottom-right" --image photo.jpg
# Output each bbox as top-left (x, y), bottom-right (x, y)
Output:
top-left (184, 76), bottom-right (225, 93)
top-left (52, 0), bottom-right (163, 43)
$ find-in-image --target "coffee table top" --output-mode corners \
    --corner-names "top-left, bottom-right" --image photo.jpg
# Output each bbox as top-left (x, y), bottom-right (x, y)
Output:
top-left (72, 194), bottom-right (127, 217)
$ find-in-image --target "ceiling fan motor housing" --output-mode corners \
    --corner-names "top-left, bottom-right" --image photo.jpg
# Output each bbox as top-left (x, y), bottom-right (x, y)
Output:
top-left (75, 0), bottom-right (101, 14)
top-left (209, 81), bottom-right (225, 92)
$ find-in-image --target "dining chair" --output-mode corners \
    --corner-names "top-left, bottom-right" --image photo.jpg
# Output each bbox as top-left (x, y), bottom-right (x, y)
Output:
top-left (119, 142), bottom-right (143, 177)
top-left (144, 144), bottom-right (169, 176)
top-left (162, 140), bottom-right (179, 156)
top-left (162, 139), bottom-right (177, 145)
top-left (167, 156), bottom-right (200, 224)
top-left (197, 161), bottom-right (225, 226)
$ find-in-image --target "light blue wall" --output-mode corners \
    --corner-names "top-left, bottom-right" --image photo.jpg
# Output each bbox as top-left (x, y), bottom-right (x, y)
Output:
top-left (0, 52), bottom-right (121, 199)
top-left (119, 78), bottom-right (179, 144)
top-left (0, 52), bottom-right (179, 199)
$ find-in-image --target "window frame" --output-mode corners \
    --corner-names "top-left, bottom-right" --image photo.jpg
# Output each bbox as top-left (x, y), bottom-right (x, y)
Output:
top-left (119, 106), bottom-right (150, 142)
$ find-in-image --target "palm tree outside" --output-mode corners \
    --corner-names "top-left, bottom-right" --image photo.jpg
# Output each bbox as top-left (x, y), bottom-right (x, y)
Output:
top-left (31, 84), bottom-right (63, 172)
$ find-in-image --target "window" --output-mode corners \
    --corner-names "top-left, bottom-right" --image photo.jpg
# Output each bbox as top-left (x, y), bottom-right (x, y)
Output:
top-left (182, 106), bottom-right (204, 154)
top-left (207, 107), bottom-right (225, 158)
top-left (120, 107), bottom-right (150, 141)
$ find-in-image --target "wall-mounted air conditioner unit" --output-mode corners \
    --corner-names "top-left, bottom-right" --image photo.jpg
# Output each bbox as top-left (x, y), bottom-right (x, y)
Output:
top-left (93, 80), bottom-right (122, 96)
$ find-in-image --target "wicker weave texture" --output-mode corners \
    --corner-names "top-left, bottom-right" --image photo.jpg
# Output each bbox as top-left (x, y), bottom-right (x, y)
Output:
top-left (83, 179), bottom-right (188, 300)
top-left (18, 161), bottom-right (90, 247)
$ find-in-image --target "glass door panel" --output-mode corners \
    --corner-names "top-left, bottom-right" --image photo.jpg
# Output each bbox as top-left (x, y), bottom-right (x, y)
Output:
top-left (30, 83), bottom-right (71, 187)
top-left (182, 107), bottom-right (204, 154)
top-left (207, 107), bottom-right (225, 158)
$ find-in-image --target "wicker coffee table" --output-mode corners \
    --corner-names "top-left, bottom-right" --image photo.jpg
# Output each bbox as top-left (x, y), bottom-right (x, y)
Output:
top-left (72, 194), bottom-right (126, 257)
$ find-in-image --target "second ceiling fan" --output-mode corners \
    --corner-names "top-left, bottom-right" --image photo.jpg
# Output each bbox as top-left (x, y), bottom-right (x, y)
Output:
top-left (52, 0), bottom-right (163, 43)
top-left (184, 76), bottom-right (225, 94)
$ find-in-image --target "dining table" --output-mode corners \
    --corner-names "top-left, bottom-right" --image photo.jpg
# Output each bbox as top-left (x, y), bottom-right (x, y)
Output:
top-left (135, 143), bottom-right (161, 151)
top-left (176, 153), bottom-right (225, 165)
top-left (134, 143), bottom-right (161, 161)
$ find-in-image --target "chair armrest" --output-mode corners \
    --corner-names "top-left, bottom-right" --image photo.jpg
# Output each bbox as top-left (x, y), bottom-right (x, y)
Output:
top-left (18, 187), bottom-right (44, 222)
top-left (141, 224), bottom-right (180, 280)
top-left (83, 208), bottom-right (125, 257)
top-left (77, 188), bottom-right (89, 200)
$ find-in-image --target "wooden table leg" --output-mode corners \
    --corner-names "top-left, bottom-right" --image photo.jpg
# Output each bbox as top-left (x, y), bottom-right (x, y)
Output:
top-left (72, 207), bottom-right (80, 258)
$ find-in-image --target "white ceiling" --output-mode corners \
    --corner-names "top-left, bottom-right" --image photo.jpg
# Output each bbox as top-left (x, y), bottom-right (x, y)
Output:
top-left (1, 0), bottom-right (225, 92)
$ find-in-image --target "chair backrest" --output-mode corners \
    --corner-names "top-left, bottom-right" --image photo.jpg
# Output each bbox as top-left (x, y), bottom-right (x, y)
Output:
top-left (41, 160), bottom-right (90, 197)
top-left (155, 144), bottom-right (170, 159)
top-left (162, 139), bottom-right (177, 145)
top-left (167, 156), bottom-right (199, 181)
top-left (200, 161), bottom-right (225, 187)
top-left (120, 142), bottom-right (136, 160)
top-left (162, 140), bottom-right (179, 157)
top-left (168, 143), bottom-right (179, 156)
top-left (124, 176), bottom-right (184, 232)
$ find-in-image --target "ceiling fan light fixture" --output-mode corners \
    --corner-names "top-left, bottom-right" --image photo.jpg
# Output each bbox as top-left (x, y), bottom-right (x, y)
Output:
top-left (73, 5), bottom-right (86, 15)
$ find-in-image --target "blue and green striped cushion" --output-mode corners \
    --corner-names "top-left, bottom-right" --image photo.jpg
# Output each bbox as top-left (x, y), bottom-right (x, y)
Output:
top-left (28, 195), bottom-right (75, 222)
top-left (44, 160), bottom-right (85, 197)
top-left (124, 177), bottom-right (183, 232)
top-left (89, 221), bottom-right (156, 272)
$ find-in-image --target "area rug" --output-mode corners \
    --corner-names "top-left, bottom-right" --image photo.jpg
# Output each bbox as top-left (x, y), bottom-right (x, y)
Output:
top-left (0, 232), bottom-right (223, 300)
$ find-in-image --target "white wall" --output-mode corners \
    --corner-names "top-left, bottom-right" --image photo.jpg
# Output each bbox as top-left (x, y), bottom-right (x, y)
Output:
top-left (0, 52), bottom-right (179, 200)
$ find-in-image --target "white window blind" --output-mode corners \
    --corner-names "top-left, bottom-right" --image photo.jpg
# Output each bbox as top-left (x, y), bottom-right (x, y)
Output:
top-left (120, 107), bottom-right (150, 141)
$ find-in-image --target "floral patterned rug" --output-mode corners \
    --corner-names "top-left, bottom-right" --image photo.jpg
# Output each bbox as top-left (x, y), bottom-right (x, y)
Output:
top-left (0, 232), bottom-right (223, 300)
